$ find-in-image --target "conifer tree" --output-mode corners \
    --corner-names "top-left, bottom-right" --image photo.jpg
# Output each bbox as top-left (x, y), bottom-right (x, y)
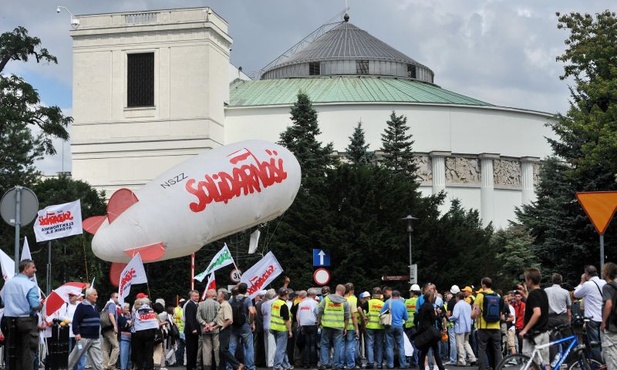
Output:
top-left (380, 111), bottom-right (418, 176)
top-left (346, 121), bottom-right (374, 165)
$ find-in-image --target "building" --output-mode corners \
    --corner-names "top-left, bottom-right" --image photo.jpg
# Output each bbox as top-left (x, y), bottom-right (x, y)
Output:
top-left (70, 7), bottom-right (554, 228)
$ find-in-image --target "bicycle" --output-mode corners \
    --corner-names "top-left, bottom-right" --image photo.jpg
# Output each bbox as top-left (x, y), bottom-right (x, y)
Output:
top-left (566, 317), bottom-right (604, 370)
top-left (495, 324), bottom-right (592, 370)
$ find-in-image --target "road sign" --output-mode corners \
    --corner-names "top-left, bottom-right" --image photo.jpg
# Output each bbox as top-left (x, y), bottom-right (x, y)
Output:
top-left (381, 275), bottom-right (410, 281)
top-left (1, 186), bottom-right (39, 226)
top-left (410, 264), bottom-right (418, 284)
top-left (312, 249), bottom-right (330, 267)
top-left (313, 268), bottom-right (331, 286)
top-left (230, 268), bottom-right (242, 283)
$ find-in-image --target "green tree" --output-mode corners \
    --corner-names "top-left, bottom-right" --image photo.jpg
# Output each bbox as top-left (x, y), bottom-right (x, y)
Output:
top-left (516, 11), bottom-right (617, 282)
top-left (278, 92), bottom-right (337, 182)
top-left (346, 121), bottom-right (374, 165)
top-left (492, 224), bottom-right (539, 287)
top-left (380, 111), bottom-right (418, 176)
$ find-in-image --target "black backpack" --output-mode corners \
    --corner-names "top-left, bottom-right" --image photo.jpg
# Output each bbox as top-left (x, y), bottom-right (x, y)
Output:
top-left (231, 297), bottom-right (247, 327)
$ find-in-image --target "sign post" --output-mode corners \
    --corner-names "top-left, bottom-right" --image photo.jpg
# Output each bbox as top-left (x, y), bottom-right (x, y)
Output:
top-left (1, 186), bottom-right (39, 273)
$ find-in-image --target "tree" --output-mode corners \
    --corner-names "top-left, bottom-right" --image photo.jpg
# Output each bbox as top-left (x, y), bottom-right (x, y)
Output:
top-left (346, 121), bottom-right (374, 165)
top-left (380, 111), bottom-right (418, 176)
top-left (515, 11), bottom-right (617, 282)
top-left (278, 92), bottom-right (337, 182)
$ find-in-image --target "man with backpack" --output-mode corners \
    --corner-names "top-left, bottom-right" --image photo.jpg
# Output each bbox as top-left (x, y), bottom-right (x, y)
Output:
top-left (471, 277), bottom-right (503, 370)
top-left (229, 283), bottom-right (257, 370)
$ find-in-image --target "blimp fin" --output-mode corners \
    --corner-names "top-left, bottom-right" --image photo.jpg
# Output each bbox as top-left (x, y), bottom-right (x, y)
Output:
top-left (124, 242), bottom-right (166, 262)
top-left (83, 216), bottom-right (106, 235)
top-left (108, 188), bottom-right (139, 224)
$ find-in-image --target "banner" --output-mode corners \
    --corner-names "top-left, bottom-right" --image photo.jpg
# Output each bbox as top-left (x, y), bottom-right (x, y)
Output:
top-left (34, 200), bottom-right (83, 242)
top-left (240, 251), bottom-right (283, 299)
top-left (195, 244), bottom-right (234, 282)
top-left (118, 253), bottom-right (148, 305)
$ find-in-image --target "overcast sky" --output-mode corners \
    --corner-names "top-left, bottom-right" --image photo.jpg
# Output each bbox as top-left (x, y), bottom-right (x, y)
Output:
top-left (0, 0), bottom-right (612, 175)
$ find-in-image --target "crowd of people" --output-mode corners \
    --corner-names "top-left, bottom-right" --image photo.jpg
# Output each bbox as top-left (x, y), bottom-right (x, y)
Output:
top-left (3, 260), bottom-right (617, 370)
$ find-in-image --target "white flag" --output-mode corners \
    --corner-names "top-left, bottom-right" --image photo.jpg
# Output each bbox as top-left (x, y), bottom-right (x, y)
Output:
top-left (248, 230), bottom-right (260, 254)
top-left (195, 244), bottom-right (235, 282)
top-left (240, 251), bottom-right (283, 299)
top-left (118, 253), bottom-right (148, 305)
top-left (33, 200), bottom-right (83, 242)
top-left (20, 237), bottom-right (40, 297)
top-left (0, 250), bottom-right (15, 280)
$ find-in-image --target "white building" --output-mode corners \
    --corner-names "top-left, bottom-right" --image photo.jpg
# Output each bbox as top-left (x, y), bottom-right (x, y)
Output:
top-left (70, 7), bottom-right (554, 229)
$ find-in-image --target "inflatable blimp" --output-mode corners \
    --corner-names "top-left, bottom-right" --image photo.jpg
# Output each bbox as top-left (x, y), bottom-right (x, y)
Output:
top-left (83, 140), bottom-right (301, 265)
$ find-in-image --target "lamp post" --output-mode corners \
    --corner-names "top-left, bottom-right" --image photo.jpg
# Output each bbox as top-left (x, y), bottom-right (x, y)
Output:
top-left (402, 214), bottom-right (418, 284)
top-left (56, 6), bottom-right (80, 29)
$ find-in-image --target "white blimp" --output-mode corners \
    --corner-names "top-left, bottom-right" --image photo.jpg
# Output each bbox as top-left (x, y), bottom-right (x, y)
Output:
top-left (83, 140), bottom-right (301, 267)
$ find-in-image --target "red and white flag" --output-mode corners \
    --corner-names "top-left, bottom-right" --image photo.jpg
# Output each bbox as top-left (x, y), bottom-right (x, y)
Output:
top-left (118, 253), bottom-right (148, 305)
top-left (240, 251), bottom-right (283, 299)
top-left (0, 249), bottom-right (15, 281)
top-left (45, 282), bottom-right (87, 316)
top-left (201, 272), bottom-right (216, 301)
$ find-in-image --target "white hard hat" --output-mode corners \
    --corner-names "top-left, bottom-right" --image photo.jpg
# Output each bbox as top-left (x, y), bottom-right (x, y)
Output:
top-left (450, 285), bottom-right (461, 294)
top-left (410, 284), bottom-right (421, 292)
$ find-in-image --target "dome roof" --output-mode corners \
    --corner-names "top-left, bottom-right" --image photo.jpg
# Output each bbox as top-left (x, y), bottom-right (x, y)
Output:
top-left (261, 21), bottom-right (434, 83)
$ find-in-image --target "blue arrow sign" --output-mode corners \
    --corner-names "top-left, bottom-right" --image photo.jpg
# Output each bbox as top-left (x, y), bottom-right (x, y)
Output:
top-left (313, 249), bottom-right (330, 267)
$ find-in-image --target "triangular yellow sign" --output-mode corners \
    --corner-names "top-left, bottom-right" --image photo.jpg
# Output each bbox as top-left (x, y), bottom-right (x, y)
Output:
top-left (576, 191), bottom-right (617, 234)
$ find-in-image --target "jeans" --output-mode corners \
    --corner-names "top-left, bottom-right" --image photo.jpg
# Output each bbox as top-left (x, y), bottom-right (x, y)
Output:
top-left (272, 330), bottom-right (289, 370)
top-left (588, 320), bottom-right (604, 363)
top-left (365, 329), bottom-right (384, 367)
top-left (176, 334), bottom-right (186, 366)
top-left (320, 327), bottom-right (344, 368)
top-left (302, 326), bottom-right (318, 367)
top-left (477, 329), bottom-right (502, 370)
top-left (345, 329), bottom-right (357, 369)
top-left (219, 327), bottom-right (241, 370)
top-left (385, 326), bottom-right (407, 369)
top-left (229, 323), bottom-right (255, 370)
top-left (448, 326), bottom-right (457, 363)
top-left (120, 338), bottom-right (131, 370)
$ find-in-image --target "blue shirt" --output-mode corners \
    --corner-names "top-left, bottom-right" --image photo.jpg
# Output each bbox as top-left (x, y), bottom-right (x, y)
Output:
top-left (449, 299), bottom-right (473, 334)
top-left (381, 298), bottom-right (408, 327)
top-left (1, 273), bottom-right (39, 316)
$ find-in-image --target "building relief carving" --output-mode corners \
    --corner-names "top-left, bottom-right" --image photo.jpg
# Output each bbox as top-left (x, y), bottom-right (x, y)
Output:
top-left (414, 155), bottom-right (432, 182)
top-left (532, 163), bottom-right (541, 185)
top-left (494, 159), bottom-right (521, 187)
top-left (445, 157), bottom-right (480, 184)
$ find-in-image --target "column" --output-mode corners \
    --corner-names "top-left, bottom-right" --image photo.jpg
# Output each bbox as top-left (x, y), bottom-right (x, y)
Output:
top-left (479, 153), bottom-right (499, 227)
top-left (429, 151), bottom-right (451, 195)
top-left (520, 157), bottom-right (540, 204)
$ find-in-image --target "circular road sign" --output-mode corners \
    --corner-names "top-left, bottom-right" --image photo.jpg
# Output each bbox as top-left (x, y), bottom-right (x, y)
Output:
top-left (313, 268), bottom-right (331, 286)
top-left (230, 268), bottom-right (242, 283)
top-left (0, 186), bottom-right (39, 226)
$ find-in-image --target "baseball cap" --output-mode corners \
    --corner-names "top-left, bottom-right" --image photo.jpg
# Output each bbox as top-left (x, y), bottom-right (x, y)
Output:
top-left (359, 291), bottom-right (370, 299)
top-left (179, 298), bottom-right (186, 303)
top-left (136, 293), bottom-right (148, 299)
top-left (461, 286), bottom-right (473, 293)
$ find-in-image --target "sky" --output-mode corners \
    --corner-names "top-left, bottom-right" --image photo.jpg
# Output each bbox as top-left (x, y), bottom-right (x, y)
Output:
top-left (0, 0), bottom-right (612, 175)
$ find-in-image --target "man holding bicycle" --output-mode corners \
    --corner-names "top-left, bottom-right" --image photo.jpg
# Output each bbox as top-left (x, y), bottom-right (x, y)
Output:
top-left (574, 265), bottom-right (606, 363)
top-left (518, 268), bottom-right (550, 368)
top-left (601, 262), bottom-right (617, 370)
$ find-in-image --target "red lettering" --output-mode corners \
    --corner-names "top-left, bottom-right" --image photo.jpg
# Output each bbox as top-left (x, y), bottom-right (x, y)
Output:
top-left (247, 264), bottom-right (276, 295)
top-left (38, 211), bottom-right (74, 226)
top-left (119, 268), bottom-right (136, 296)
top-left (185, 148), bottom-right (289, 212)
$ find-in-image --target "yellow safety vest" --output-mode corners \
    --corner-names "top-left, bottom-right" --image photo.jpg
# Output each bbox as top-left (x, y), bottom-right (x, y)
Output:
top-left (322, 296), bottom-right (345, 329)
top-left (173, 306), bottom-right (185, 333)
top-left (365, 298), bottom-right (384, 330)
top-left (404, 297), bottom-right (418, 328)
top-left (346, 295), bottom-right (358, 331)
top-left (270, 298), bottom-right (287, 332)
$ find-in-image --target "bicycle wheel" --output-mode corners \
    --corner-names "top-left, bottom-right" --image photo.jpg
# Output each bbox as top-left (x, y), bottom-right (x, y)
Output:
top-left (567, 358), bottom-right (603, 370)
top-left (496, 354), bottom-right (541, 370)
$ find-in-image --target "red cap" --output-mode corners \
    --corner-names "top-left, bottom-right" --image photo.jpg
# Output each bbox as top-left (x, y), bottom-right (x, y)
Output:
top-left (136, 293), bottom-right (148, 299)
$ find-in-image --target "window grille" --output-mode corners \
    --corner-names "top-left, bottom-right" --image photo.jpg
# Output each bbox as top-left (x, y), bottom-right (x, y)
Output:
top-left (127, 53), bottom-right (154, 107)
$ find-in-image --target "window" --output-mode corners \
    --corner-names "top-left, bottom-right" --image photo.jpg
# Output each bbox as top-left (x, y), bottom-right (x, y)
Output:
top-left (407, 64), bottom-right (417, 79)
top-left (356, 60), bottom-right (369, 75)
top-left (309, 62), bottom-right (321, 76)
top-left (127, 52), bottom-right (154, 107)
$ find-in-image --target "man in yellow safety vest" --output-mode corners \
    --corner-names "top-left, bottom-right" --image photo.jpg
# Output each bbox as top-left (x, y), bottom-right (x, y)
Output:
top-left (362, 287), bottom-right (385, 369)
top-left (317, 284), bottom-right (350, 370)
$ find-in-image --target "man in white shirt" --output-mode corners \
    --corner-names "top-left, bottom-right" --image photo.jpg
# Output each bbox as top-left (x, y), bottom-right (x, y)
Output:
top-left (261, 289), bottom-right (277, 368)
top-left (297, 289), bottom-right (319, 368)
top-left (574, 265), bottom-right (607, 363)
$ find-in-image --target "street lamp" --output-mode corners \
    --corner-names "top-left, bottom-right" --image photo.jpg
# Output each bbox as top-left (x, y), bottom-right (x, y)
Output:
top-left (402, 214), bottom-right (418, 285)
top-left (56, 6), bottom-right (80, 29)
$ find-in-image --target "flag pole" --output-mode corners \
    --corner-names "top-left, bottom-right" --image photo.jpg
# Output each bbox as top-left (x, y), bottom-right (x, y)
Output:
top-left (191, 253), bottom-right (195, 290)
top-left (46, 240), bottom-right (52, 295)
